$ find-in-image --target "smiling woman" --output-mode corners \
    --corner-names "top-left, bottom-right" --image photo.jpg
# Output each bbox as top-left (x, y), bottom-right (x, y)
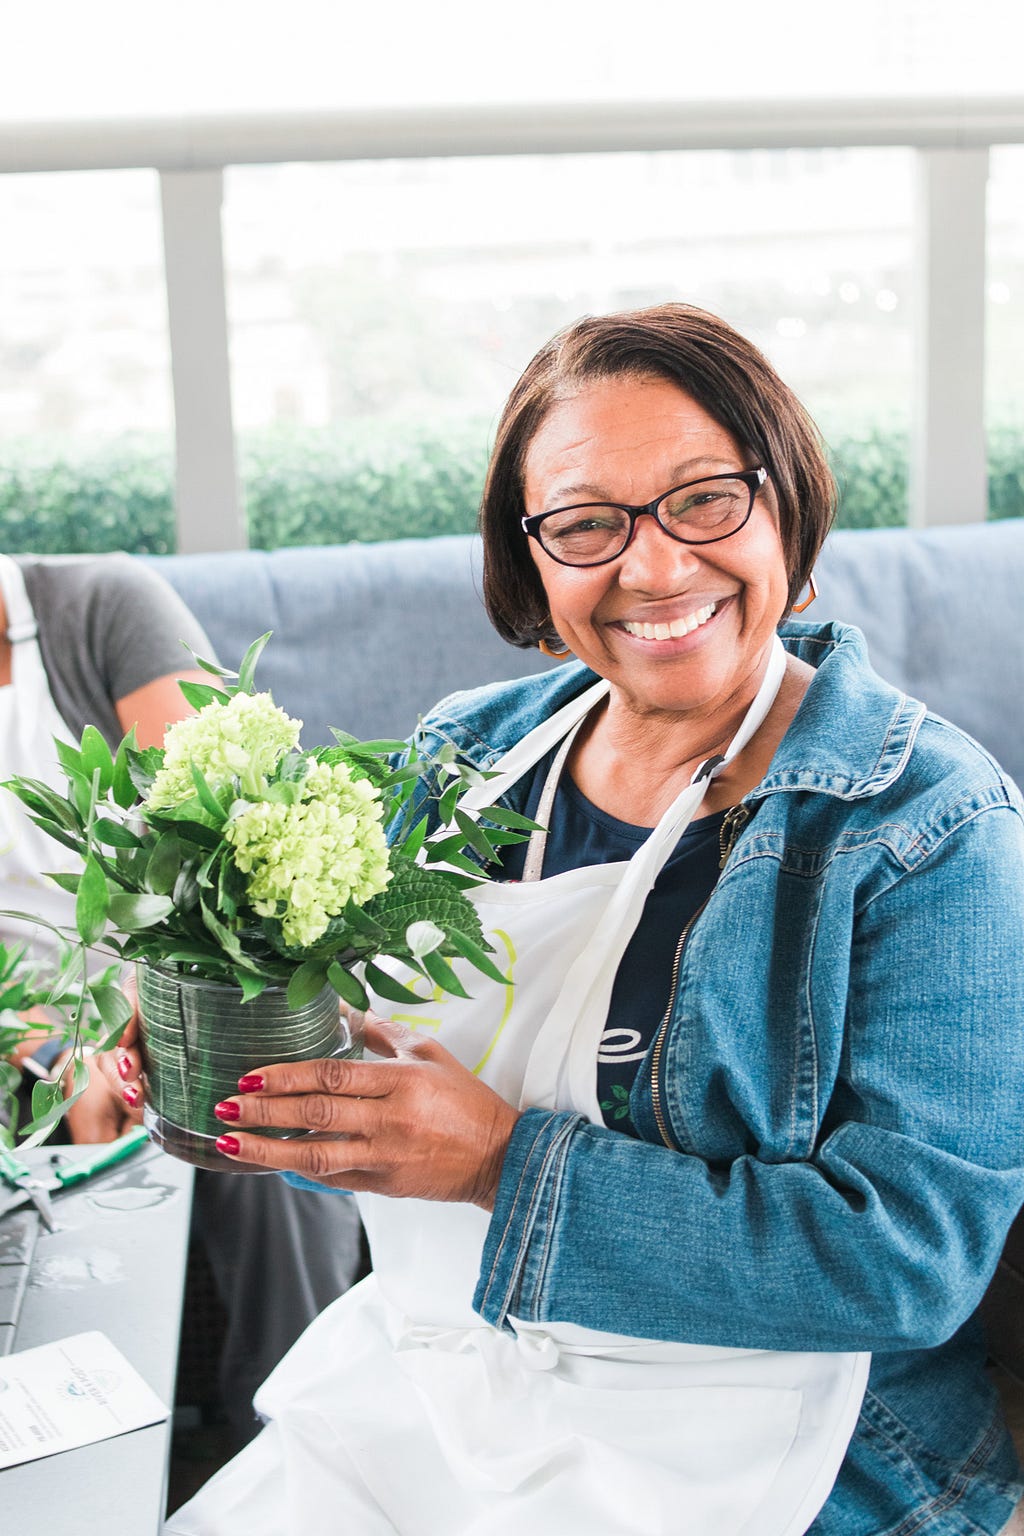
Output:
top-left (165, 305), bottom-right (1024, 1536)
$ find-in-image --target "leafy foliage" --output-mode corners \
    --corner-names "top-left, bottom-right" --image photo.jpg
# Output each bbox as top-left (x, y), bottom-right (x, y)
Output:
top-left (0, 938), bottom-right (122, 1147)
top-left (1, 418), bottom-right (1019, 555)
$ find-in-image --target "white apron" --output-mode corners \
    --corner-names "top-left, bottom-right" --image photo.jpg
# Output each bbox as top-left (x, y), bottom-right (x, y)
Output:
top-left (169, 637), bottom-right (869, 1536)
top-left (0, 554), bottom-right (83, 962)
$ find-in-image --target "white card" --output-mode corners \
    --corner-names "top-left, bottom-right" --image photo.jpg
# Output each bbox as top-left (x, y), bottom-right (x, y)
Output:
top-left (0, 1330), bottom-right (168, 1467)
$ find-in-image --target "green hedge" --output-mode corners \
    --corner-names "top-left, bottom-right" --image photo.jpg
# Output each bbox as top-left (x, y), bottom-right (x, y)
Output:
top-left (0, 419), bottom-right (1021, 555)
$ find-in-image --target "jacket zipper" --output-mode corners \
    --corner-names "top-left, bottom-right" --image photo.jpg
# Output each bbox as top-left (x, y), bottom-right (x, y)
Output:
top-left (648, 800), bottom-right (753, 1148)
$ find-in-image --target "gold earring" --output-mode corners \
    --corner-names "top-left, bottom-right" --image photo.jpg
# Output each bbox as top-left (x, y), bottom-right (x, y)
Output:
top-left (791, 573), bottom-right (818, 614)
top-left (538, 637), bottom-right (572, 660)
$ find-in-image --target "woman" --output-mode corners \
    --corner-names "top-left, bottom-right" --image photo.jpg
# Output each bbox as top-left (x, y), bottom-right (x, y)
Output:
top-left (154, 306), bottom-right (1024, 1535)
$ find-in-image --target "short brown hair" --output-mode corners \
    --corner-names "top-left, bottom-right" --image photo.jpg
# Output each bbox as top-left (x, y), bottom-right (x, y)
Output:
top-left (480, 303), bottom-right (836, 648)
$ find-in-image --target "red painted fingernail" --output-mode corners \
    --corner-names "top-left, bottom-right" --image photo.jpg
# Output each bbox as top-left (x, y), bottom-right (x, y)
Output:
top-left (117, 1054), bottom-right (132, 1080)
top-left (216, 1135), bottom-right (240, 1156)
top-left (122, 1085), bottom-right (140, 1107)
top-left (237, 1074), bottom-right (264, 1093)
top-left (214, 1101), bottom-right (240, 1122)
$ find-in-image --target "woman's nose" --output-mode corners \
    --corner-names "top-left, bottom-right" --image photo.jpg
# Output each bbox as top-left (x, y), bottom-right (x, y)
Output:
top-left (617, 512), bottom-right (703, 591)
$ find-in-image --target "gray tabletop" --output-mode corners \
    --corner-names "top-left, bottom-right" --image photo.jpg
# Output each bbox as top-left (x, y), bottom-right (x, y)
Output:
top-left (0, 1140), bottom-right (193, 1534)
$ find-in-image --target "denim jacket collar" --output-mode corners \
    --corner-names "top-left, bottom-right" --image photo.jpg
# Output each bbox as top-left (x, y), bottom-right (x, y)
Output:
top-left (759, 619), bottom-right (926, 802)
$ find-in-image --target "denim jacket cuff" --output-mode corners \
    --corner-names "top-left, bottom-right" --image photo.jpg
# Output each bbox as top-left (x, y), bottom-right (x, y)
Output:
top-left (474, 1106), bottom-right (585, 1331)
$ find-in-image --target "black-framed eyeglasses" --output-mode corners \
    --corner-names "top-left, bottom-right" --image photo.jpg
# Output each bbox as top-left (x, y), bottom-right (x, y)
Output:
top-left (521, 467), bottom-right (768, 568)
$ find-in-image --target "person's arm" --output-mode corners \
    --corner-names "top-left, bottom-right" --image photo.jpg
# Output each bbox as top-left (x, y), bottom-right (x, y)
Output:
top-left (115, 667), bottom-right (210, 749)
top-left (472, 802), bottom-right (1024, 1351)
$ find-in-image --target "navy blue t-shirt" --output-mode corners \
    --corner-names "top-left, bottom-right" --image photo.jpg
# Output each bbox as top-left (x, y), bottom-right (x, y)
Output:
top-left (499, 749), bottom-right (726, 1137)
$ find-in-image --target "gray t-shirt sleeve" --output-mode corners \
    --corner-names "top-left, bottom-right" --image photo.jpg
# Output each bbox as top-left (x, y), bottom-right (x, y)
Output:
top-left (16, 554), bottom-right (215, 747)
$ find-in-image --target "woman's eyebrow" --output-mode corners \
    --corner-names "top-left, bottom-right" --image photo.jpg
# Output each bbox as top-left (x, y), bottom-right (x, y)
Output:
top-left (547, 457), bottom-right (739, 506)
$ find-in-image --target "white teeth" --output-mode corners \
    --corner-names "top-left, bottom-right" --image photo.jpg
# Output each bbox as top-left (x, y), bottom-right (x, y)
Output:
top-left (622, 603), bottom-right (716, 641)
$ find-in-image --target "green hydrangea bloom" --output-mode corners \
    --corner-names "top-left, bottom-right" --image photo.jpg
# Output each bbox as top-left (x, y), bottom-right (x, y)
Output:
top-left (146, 693), bottom-right (301, 809)
top-left (224, 759), bottom-right (391, 948)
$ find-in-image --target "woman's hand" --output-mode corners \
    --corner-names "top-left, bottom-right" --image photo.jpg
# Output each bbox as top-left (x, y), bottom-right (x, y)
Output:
top-left (211, 1013), bottom-right (522, 1212)
top-left (93, 975), bottom-right (146, 1124)
top-left (63, 1052), bottom-right (138, 1141)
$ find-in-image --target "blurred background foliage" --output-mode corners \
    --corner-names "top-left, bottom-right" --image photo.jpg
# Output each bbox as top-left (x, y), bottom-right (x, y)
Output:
top-left (0, 419), bottom-right (1020, 554)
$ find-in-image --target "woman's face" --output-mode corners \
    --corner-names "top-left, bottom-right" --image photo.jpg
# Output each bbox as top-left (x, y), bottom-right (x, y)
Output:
top-left (522, 375), bottom-right (791, 724)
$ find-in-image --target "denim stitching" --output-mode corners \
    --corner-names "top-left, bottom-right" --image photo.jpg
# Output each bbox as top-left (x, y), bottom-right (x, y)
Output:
top-left (502, 1119), bottom-right (578, 1324)
top-left (477, 1115), bottom-right (557, 1316)
top-left (901, 793), bottom-right (1020, 866)
top-left (880, 1415), bottom-right (1005, 1536)
top-left (789, 875), bottom-right (825, 1157)
top-left (480, 1115), bottom-right (578, 1324)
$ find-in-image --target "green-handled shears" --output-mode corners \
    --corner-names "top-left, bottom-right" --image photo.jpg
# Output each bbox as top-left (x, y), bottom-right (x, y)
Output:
top-left (0, 1125), bottom-right (149, 1227)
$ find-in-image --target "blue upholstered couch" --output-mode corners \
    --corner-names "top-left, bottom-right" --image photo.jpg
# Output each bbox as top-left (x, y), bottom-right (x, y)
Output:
top-left (149, 520), bottom-right (1024, 793)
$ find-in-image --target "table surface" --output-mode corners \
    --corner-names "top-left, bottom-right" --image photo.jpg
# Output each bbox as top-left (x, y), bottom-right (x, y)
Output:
top-left (0, 1140), bottom-right (193, 1533)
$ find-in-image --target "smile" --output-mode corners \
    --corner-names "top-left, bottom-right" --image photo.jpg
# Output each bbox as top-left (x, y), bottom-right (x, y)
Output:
top-left (620, 603), bottom-right (717, 641)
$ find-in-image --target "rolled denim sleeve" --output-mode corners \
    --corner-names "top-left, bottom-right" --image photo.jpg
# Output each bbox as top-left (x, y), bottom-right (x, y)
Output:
top-left (474, 803), bottom-right (1024, 1352)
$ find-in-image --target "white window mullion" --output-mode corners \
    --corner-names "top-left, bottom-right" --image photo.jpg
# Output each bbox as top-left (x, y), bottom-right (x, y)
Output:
top-left (160, 168), bottom-right (245, 552)
top-left (910, 148), bottom-right (989, 527)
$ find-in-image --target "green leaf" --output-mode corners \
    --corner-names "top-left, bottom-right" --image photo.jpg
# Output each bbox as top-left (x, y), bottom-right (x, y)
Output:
top-left (178, 679), bottom-right (232, 711)
top-left (190, 763), bottom-right (228, 824)
top-left (361, 859), bottom-right (486, 950)
top-left (25, 816), bottom-right (86, 856)
top-left (437, 779), bottom-right (461, 826)
top-left (286, 958), bottom-right (328, 1009)
top-left (479, 805), bottom-right (544, 832)
top-left (235, 969), bottom-right (267, 1003)
top-left (237, 632), bottom-right (272, 695)
top-left (92, 817), bottom-right (143, 848)
top-left (112, 727), bottom-right (140, 809)
top-left (145, 805), bottom-right (222, 846)
top-left (421, 838), bottom-right (486, 877)
top-left (146, 830), bottom-right (183, 894)
top-left (5, 775), bottom-right (84, 832)
top-left (80, 725), bottom-right (115, 798)
top-left (87, 983), bottom-right (133, 1034)
top-left (330, 732), bottom-right (407, 754)
top-left (199, 900), bottom-right (246, 962)
top-left (126, 743), bottom-right (165, 798)
top-left (363, 960), bottom-right (425, 1006)
top-left (107, 892), bottom-right (174, 931)
top-left (172, 863), bottom-right (201, 913)
top-left (327, 961), bottom-right (369, 1009)
top-left (22, 1077), bottom-right (67, 1141)
top-left (76, 855), bottom-right (110, 945)
top-left (454, 808), bottom-right (498, 863)
top-left (421, 948), bottom-right (472, 1000)
top-left (187, 647), bottom-right (236, 681)
top-left (395, 815), bottom-right (427, 862)
top-left (446, 929), bottom-right (510, 987)
top-left (54, 738), bottom-right (84, 778)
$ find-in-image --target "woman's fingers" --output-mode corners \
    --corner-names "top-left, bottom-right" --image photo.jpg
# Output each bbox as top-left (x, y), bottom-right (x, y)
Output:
top-left (212, 1127), bottom-right (373, 1188)
top-left (212, 1025), bottom-right (521, 1208)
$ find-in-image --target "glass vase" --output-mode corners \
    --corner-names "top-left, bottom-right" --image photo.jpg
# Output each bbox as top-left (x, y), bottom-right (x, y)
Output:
top-left (136, 964), bottom-right (361, 1173)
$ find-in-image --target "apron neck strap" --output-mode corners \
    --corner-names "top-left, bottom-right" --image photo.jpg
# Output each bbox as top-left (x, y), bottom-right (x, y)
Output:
top-left (520, 635), bottom-right (788, 882)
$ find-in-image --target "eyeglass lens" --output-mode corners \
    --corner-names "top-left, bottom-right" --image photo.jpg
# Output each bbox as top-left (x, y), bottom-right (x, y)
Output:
top-left (538, 476), bottom-right (753, 565)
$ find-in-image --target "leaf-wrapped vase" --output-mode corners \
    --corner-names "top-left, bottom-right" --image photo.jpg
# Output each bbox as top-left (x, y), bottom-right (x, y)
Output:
top-left (137, 963), bottom-right (361, 1172)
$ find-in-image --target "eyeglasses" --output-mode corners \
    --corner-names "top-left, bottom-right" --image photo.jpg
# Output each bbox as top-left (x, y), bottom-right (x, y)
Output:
top-left (521, 467), bottom-right (768, 568)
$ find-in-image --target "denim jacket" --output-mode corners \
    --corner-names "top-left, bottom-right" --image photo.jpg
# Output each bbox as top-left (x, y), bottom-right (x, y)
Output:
top-left (405, 619), bottom-right (1024, 1536)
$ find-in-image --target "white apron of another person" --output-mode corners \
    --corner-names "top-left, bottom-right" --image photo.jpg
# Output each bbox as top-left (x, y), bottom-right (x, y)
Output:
top-left (168, 636), bottom-right (869, 1536)
top-left (0, 554), bottom-right (84, 963)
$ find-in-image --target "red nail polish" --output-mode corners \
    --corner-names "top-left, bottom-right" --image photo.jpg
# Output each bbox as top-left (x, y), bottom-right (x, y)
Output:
top-left (117, 1054), bottom-right (132, 1080)
top-left (237, 1074), bottom-right (264, 1093)
top-left (216, 1135), bottom-right (240, 1156)
top-left (122, 1084), bottom-right (140, 1107)
top-left (214, 1101), bottom-right (240, 1122)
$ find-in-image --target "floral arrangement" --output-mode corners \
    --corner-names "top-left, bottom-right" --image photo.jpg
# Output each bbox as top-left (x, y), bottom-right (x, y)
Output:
top-left (1, 634), bottom-right (531, 1142)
